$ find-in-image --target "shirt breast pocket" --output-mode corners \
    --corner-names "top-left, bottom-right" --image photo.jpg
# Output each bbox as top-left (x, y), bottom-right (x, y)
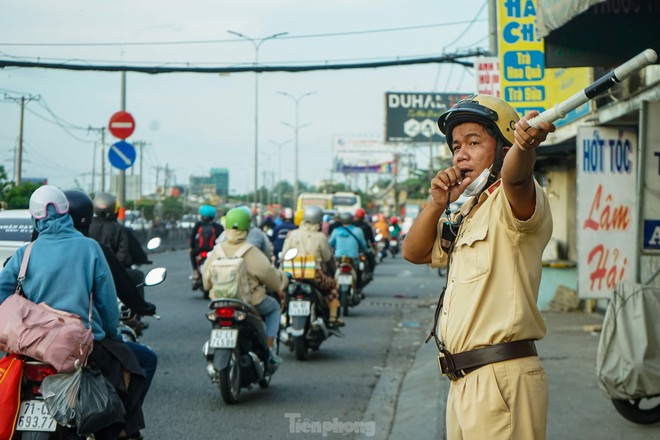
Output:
top-left (454, 224), bottom-right (490, 283)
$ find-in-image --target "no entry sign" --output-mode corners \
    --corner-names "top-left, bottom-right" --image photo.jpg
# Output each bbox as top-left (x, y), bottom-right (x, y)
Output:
top-left (108, 111), bottom-right (136, 139)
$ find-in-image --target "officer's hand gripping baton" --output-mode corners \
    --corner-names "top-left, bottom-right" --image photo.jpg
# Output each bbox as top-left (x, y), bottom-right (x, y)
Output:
top-left (527, 48), bottom-right (657, 128)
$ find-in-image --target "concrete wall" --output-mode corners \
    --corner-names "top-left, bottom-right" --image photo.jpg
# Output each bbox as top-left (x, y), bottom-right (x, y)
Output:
top-left (545, 168), bottom-right (577, 261)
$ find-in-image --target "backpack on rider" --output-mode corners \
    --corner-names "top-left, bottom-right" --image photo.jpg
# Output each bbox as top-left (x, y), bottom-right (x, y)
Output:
top-left (194, 223), bottom-right (217, 253)
top-left (208, 243), bottom-right (253, 300)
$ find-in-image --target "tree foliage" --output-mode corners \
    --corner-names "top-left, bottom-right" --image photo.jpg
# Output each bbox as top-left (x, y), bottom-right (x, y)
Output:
top-left (0, 166), bottom-right (43, 209)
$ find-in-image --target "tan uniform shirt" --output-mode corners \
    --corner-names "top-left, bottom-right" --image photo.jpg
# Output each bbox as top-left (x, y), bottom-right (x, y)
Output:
top-left (430, 179), bottom-right (552, 354)
top-left (281, 222), bottom-right (334, 271)
top-left (202, 229), bottom-right (288, 306)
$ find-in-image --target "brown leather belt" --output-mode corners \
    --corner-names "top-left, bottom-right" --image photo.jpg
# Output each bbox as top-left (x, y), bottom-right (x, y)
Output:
top-left (438, 340), bottom-right (537, 381)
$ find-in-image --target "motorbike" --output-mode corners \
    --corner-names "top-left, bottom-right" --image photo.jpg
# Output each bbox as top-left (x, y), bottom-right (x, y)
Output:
top-left (334, 255), bottom-right (361, 317)
top-left (597, 267), bottom-right (660, 425)
top-left (374, 232), bottom-right (387, 262)
top-left (10, 266), bottom-right (167, 439)
top-left (118, 266), bottom-right (166, 343)
top-left (202, 298), bottom-right (276, 404)
top-left (387, 236), bottom-right (399, 258)
top-left (280, 249), bottom-right (341, 361)
top-left (357, 252), bottom-right (373, 289)
top-left (121, 237), bottom-right (164, 341)
top-left (192, 250), bottom-right (211, 299)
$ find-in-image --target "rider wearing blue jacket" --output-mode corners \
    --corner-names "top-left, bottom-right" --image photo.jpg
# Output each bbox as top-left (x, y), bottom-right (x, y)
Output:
top-left (0, 185), bottom-right (147, 440)
top-left (0, 187), bottom-right (120, 341)
top-left (329, 212), bottom-right (368, 261)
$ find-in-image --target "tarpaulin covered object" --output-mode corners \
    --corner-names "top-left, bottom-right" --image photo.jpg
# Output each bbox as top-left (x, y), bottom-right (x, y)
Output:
top-left (596, 281), bottom-right (660, 399)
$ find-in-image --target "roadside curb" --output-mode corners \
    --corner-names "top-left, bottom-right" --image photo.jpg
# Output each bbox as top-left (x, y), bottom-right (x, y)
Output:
top-left (361, 295), bottom-right (439, 439)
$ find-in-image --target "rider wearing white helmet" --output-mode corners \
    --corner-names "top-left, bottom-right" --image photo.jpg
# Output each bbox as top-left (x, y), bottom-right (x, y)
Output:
top-left (0, 185), bottom-right (148, 439)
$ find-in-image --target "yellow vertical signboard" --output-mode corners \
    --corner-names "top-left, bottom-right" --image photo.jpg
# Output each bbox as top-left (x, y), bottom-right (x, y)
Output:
top-left (498, 0), bottom-right (591, 127)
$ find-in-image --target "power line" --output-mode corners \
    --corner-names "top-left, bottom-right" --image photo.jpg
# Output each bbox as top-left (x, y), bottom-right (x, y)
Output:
top-left (24, 106), bottom-right (95, 144)
top-left (37, 99), bottom-right (90, 131)
top-left (0, 49), bottom-right (486, 74)
top-left (0, 18), bottom-right (488, 48)
top-left (442, 0), bottom-right (488, 49)
top-left (0, 49), bottom-right (484, 68)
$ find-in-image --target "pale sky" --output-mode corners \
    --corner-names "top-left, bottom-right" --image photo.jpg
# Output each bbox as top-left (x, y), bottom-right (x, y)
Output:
top-left (0, 0), bottom-right (489, 196)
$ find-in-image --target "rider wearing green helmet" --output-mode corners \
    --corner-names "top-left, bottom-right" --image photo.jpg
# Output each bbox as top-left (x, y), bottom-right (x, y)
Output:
top-left (224, 206), bottom-right (251, 230)
top-left (202, 207), bottom-right (289, 364)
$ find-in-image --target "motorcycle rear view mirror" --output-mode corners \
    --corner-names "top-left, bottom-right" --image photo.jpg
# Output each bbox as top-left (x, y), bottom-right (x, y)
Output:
top-left (147, 237), bottom-right (162, 250)
top-left (282, 248), bottom-right (298, 261)
top-left (144, 267), bottom-right (167, 286)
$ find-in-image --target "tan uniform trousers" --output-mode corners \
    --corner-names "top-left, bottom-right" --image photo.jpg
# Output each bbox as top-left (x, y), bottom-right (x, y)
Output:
top-left (446, 356), bottom-right (548, 440)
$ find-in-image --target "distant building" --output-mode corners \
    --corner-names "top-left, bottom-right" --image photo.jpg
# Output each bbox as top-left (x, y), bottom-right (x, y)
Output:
top-left (110, 174), bottom-right (141, 200)
top-left (21, 177), bottom-right (48, 185)
top-left (189, 168), bottom-right (229, 198)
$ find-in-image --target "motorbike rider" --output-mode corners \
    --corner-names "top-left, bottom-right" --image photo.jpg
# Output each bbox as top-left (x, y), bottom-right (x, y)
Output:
top-left (65, 189), bottom-right (158, 414)
top-left (390, 216), bottom-right (401, 234)
top-left (189, 204), bottom-right (224, 290)
top-left (203, 207), bottom-right (289, 364)
top-left (329, 211), bottom-right (368, 288)
top-left (321, 213), bottom-right (333, 236)
top-left (0, 185), bottom-right (147, 440)
top-left (327, 211), bottom-right (342, 236)
top-left (259, 211), bottom-right (276, 238)
top-left (374, 214), bottom-right (390, 240)
top-left (218, 206), bottom-right (274, 260)
top-left (281, 205), bottom-right (344, 328)
top-left (353, 208), bottom-right (376, 281)
top-left (271, 207), bottom-right (297, 263)
top-left (389, 216), bottom-right (402, 240)
top-left (89, 192), bottom-right (132, 267)
top-left (90, 192), bottom-right (152, 331)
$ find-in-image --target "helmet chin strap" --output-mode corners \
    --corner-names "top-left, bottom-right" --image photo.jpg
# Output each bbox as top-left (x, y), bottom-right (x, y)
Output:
top-left (478, 138), bottom-right (506, 198)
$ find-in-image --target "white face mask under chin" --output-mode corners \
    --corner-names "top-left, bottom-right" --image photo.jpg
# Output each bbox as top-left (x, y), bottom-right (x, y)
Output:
top-left (461, 166), bottom-right (492, 197)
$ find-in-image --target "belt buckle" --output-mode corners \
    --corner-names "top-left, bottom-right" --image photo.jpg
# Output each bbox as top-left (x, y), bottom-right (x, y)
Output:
top-left (437, 354), bottom-right (465, 381)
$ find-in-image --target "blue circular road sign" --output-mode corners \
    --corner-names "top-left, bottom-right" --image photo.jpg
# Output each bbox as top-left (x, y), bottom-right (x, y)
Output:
top-left (108, 141), bottom-right (136, 170)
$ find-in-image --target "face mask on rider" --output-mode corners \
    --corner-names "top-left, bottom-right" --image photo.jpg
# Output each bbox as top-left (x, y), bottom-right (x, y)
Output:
top-left (461, 165), bottom-right (493, 198)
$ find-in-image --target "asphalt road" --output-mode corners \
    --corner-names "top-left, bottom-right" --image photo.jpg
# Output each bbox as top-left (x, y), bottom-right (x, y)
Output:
top-left (137, 249), bottom-right (441, 439)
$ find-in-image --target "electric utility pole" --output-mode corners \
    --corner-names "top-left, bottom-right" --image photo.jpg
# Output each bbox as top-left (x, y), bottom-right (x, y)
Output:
top-left (4, 94), bottom-right (40, 186)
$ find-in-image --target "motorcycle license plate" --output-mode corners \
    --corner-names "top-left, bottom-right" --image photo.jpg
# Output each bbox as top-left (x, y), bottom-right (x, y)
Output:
top-left (338, 274), bottom-right (353, 285)
top-left (210, 329), bottom-right (238, 348)
top-left (389, 240), bottom-right (398, 247)
top-left (289, 300), bottom-right (311, 316)
top-left (16, 400), bottom-right (57, 432)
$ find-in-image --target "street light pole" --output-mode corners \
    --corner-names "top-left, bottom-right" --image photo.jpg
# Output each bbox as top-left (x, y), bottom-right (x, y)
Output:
top-left (228, 30), bottom-right (288, 211)
top-left (269, 139), bottom-right (292, 206)
top-left (277, 91), bottom-right (315, 206)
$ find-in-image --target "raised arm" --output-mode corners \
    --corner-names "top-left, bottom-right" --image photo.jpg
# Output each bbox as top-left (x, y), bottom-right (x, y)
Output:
top-left (502, 111), bottom-right (555, 221)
